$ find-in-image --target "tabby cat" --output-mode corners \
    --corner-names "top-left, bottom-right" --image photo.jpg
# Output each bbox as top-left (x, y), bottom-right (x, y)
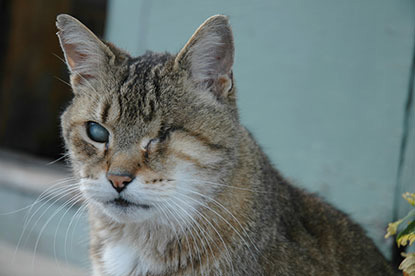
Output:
top-left (56, 14), bottom-right (395, 276)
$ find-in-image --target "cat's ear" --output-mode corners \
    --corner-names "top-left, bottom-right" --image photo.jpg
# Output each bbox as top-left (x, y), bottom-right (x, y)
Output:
top-left (175, 15), bottom-right (234, 99)
top-left (56, 14), bottom-right (114, 88)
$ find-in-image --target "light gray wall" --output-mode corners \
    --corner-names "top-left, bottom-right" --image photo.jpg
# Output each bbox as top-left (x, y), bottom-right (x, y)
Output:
top-left (105, 0), bottom-right (415, 257)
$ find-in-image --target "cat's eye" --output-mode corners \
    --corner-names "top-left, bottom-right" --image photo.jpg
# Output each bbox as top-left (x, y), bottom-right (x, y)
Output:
top-left (145, 138), bottom-right (159, 151)
top-left (86, 122), bottom-right (109, 143)
top-left (145, 127), bottom-right (174, 150)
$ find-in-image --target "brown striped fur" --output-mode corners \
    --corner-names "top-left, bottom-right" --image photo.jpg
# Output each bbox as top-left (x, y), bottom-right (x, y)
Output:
top-left (56, 14), bottom-right (395, 275)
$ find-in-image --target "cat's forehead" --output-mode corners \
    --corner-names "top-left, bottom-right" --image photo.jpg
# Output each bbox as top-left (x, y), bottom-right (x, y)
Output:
top-left (108, 52), bottom-right (172, 121)
top-left (90, 52), bottom-right (174, 137)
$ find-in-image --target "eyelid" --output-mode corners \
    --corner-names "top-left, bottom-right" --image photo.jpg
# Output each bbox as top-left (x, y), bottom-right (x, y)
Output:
top-left (140, 137), bottom-right (154, 151)
top-left (140, 126), bottom-right (180, 153)
top-left (144, 127), bottom-right (175, 151)
top-left (146, 138), bottom-right (159, 149)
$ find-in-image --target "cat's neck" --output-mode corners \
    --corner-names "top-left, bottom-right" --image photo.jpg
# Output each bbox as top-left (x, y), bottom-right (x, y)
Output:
top-left (89, 208), bottom-right (181, 275)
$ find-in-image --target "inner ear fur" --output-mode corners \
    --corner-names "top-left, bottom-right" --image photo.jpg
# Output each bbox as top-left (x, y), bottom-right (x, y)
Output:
top-left (56, 14), bottom-right (115, 87)
top-left (174, 15), bottom-right (235, 99)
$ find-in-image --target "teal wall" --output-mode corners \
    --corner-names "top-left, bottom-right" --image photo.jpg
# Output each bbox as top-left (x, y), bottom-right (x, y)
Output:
top-left (105, 0), bottom-right (415, 257)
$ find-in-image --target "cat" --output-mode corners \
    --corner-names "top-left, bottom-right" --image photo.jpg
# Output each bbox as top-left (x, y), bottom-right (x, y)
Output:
top-left (56, 14), bottom-right (396, 276)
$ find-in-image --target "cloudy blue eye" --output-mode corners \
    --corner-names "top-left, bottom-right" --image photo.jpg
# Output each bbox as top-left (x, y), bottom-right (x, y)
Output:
top-left (86, 122), bottom-right (109, 143)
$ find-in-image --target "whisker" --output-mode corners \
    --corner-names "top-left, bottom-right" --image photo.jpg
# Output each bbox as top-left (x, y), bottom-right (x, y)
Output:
top-left (19, 184), bottom-right (79, 244)
top-left (53, 194), bottom-right (84, 276)
top-left (31, 194), bottom-right (83, 269)
top-left (168, 195), bottom-right (235, 274)
top-left (154, 202), bottom-right (181, 253)
top-left (0, 205), bottom-right (35, 216)
top-left (13, 181), bottom-right (78, 264)
top-left (52, 52), bottom-right (100, 99)
top-left (66, 202), bottom-right (89, 263)
top-left (46, 153), bottom-right (70, 166)
top-left (2, 178), bottom-right (76, 217)
top-left (167, 200), bottom-right (204, 273)
top-left (72, 71), bottom-right (100, 96)
top-left (163, 200), bottom-right (195, 272)
top-left (23, 178), bottom-right (78, 219)
top-left (179, 187), bottom-right (259, 252)
top-left (24, 185), bottom-right (80, 239)
top-left (52, 52), bottom-right (66, 64)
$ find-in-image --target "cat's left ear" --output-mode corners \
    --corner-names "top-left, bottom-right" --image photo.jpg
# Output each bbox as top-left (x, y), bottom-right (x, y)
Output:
top-left (175, 15), bottom-right (234, 99)
top-left (56, 14), bottom-right (115, 89)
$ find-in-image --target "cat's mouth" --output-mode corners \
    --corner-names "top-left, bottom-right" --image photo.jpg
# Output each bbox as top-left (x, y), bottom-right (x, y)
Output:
top-left (107, 198), bottom-right (151, 209)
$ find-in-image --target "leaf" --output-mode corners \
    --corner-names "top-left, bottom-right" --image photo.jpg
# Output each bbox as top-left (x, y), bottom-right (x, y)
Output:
top-left (402, 209), bottom-right (415, 222)
top-left (397, 221), bottom-right (415, 247)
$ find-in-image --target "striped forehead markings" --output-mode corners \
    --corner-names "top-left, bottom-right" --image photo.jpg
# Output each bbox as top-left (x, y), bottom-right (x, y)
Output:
top-left (101, 101), bottom-right (111, 123)
top-left (118, 58), bottom-right (161, 123)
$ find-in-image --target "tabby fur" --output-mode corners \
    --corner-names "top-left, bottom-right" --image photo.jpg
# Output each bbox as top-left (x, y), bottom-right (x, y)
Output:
top-left (56, 14), bottom-right (395, 276)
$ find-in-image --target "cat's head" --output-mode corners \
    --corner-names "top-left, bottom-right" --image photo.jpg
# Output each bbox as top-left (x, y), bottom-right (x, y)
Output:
top-left (57, 14), bottom-right (240, 223)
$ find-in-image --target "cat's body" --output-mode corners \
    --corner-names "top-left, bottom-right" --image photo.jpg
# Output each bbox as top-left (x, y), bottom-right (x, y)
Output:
top-left (56, 14), bottom-right (395, 275)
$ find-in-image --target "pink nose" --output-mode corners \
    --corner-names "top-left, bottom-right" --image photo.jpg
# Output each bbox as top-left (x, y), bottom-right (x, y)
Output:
top-left (107, 174), bottom-right (133, 193)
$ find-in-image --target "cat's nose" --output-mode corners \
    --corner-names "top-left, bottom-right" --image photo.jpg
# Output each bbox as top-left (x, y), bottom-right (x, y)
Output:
top-left (107, 173), bottom-right (134, 193)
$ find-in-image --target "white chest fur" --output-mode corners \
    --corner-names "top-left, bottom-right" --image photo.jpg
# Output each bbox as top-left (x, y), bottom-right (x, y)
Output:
top-left (102, 243), bottom-right (138, 276)
top-left (101, 242), bottom-right (166, 276)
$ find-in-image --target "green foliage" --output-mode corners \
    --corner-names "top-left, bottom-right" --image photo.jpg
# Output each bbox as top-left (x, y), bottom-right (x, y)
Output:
top-left (386, 193), bottom-right (415, 276)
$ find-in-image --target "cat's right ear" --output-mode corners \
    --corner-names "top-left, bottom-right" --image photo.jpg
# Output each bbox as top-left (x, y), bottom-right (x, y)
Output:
top-left (56, 14), bottom-right (114, 90)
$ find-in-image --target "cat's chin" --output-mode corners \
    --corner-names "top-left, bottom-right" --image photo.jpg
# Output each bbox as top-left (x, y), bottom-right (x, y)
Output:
top-left (107, 198), bottom-right (151, 210)
top-left (94, 199), bottom-right (156, 223)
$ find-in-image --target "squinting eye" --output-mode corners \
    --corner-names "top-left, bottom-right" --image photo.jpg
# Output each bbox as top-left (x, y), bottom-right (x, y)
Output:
top-left (146, 138), bottom-right (159, 151)
top-left (86, 121), bottom-right (109, 143)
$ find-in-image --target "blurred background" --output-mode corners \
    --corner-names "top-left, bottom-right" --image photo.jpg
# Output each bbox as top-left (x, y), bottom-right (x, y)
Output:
top-left (0, 0), bottom-right (414, 275)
